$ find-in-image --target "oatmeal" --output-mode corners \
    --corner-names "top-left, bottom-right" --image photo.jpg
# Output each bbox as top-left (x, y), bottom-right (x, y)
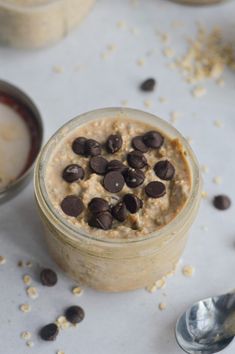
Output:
top-left (45, 117), bottom-right (191, 239)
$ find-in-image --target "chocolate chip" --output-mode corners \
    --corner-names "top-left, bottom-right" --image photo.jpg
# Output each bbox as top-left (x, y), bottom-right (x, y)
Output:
top-left (140, 78), bottom-right (156, 92)
top-left (111, 201), bottom-right (128, 222)
top-left (124, 168), bottom-right (145, 188)
top-left (123, 194), bottom-right (143, 214)
top-left (145, 181), bottom-right (166, 198)
top-left (103, 171), bottom-right (125, 193)
top-left (127, 150), bottom-right (147, 169)
top-left (60, 195), bottom-right (84, 217)
top-left (62, 164), bottom-right (84, 183)
top-left (40, 268), bottom-right (58, 287)
top-left (131, 136), bottom-right (148, 153)
top-left (90, 156), bottom-right (108, 175)
top-left (72, 137), bottom-right (87, 156)
top-left (106, 160), bottom-right (127, 174)
top-left (65, 306), bottom-right (85, 324)
top-left (88, 198), bottom-right (109, 214)
top-left (84, 139), bottom-right (101, 157)
top-left (106, 134), bottom-right (123, 154)
top-left (213, 195), bottom-right (231, 210)
top-left (40, 323), bottom-right (59, 341)
top-left (143, 131), bottom-right (164, 149)
top-left (154, 160), bottom-right (175, 181)
top-left (88, 211), bottom-right (113, 230)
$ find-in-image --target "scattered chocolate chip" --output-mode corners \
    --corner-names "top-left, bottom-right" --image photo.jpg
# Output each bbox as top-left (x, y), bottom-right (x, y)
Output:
top-left (89, 156), bottom-right (108, 175)
top-left (213, 195), bottom-right (231, 210)
top-left (88, 198), bottom-right (109, 214)
top-left (111, 201), bottom-right (128, 222)
top-left (72, 137), bottom-right (87, 156)
top-left (154, 160), bottom-right (175, 181)
top-left (123, 194), bottom-right (143, 214)
top-left (40, 269), bottom-right (58, 287)
top-left (106, 134), bottom-right (123, 154)
top-left (127, 150), bottom-right (147, 169)
top-left (106, 160), bottom-right (127, 174)
top-left (62, 164), bottom-right (84, 183)
top-left (140, 78), bottom-right (156, 92)
top-left (143, 131), bottom-right (164, 149)
top-left (65, 306), bottom-right (85, 324)
top-left (145, 181), bottom-right (166, 198)
top-left (40, 323), bottom-right (59, 341)
top-left (103, 171), bottom-right (125, 193)
top-left (60, 195), bottom-right (84, 217)
top-left (124, 168), bottom-right (145, 188)
top-left (84, 139), bottom-right (101, 157)
top-left (131, 136), bottom-right (148, 153)
top-left (88, 211), bottom-right (113, 230)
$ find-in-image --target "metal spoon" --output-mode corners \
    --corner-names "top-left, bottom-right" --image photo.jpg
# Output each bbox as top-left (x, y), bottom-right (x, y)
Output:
top-left (175, 291), bottom-right (235, 354)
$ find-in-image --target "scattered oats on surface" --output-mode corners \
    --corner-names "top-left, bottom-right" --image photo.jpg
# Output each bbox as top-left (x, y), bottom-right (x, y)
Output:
top-left (120, 100), bottom-right (129, 107)
top-left (130, 27), bottom-right (140, 36)
top-left (171, 20), bottom-right (184, 29)
top-left (158, 302), bottom-right (167, 311)
top-left (159, 32), bottom-right (170, 44)
top-left (201, 164), bottom-right (209, 174)
top-left (101, 52), bottom-right (109, 60)
top-left (143, 100), bottom-right (153, 109)
top-left (26, 341), bottom-right (34, 348)
top-left (137, 58), bottom-right (145, 67)
top-left (182, 265), bottom-right (195, 278)
top-left (72, 286), bottom-right (84, 296)
top-left (19, 304), bottom-right (31, 313)
top-left (216, 77), bottom-right (225, 87)
top-left (214, 119), bottom-right (223, 128)
top-left (0, 256), bottom-right (6, 265)
top-left (107, 43), bottom-right (117, 52)
top-left (145, 277), bottom-right (166, 293)
top-left (20, 331), bottom-right (32, 341)
top-left (158, 96), bottom-right (167, 103)
top-left (192, 86), bottom-right (207, 98)
top-left (55, 316), bottom-right (70, 330)
top-left (26, 261), bottom-right (33, 268)
top-left (201, 225), bottom-right (209, 232)
top-left (116, 20), bottom-right (127, 30)
top-left (23, 275), bottom-right (32, 286)
top-left (163, 47), bottom-right (175, 58)
top-left (213, 176), bottom-right (222, 185)
top-left (52, 65), bottom-right (64, 74)
top-left (26, 287), bottom-right (38, 299)
top-left (201, 191), bottom-right (208, 199)
top-left (173, 26), bottom-right (235, 85)
top-left (170, 111), bottom-right (181, 124)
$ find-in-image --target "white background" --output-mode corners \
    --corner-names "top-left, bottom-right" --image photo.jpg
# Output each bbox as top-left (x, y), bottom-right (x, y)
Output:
top-left (0, 0), bottom-right (235, 353)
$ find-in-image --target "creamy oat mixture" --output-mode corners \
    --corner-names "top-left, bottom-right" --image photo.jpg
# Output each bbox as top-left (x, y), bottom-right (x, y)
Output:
top-left (0, 103), bottom-right (31, 190)
top-left (45, 118), bottom-right (191, 239)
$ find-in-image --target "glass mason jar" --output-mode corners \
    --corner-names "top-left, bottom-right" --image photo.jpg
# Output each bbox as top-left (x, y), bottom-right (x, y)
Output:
top-left (34, 108), bottom-right (202, 292)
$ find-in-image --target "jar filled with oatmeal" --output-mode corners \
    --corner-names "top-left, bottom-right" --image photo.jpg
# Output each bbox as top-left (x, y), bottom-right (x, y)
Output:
top-left (34, 108), bottom-right (202, 292)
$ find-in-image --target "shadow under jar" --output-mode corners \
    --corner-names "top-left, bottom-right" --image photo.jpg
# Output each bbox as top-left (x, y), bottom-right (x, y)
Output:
top-left (34, 108), bottom-right (202, 292)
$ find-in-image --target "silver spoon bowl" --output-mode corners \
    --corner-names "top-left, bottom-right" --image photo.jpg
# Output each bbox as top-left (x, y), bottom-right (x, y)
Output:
top-left (175, 291), bottom-right (235, 354)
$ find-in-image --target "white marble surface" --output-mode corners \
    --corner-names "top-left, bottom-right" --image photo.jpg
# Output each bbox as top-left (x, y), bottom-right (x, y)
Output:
top-left (0, 0), bottom-right (235, 353)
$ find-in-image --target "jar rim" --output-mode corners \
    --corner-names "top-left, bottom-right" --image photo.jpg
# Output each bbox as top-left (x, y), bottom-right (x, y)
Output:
top-left (34, 107), bottom-right (202, 245)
